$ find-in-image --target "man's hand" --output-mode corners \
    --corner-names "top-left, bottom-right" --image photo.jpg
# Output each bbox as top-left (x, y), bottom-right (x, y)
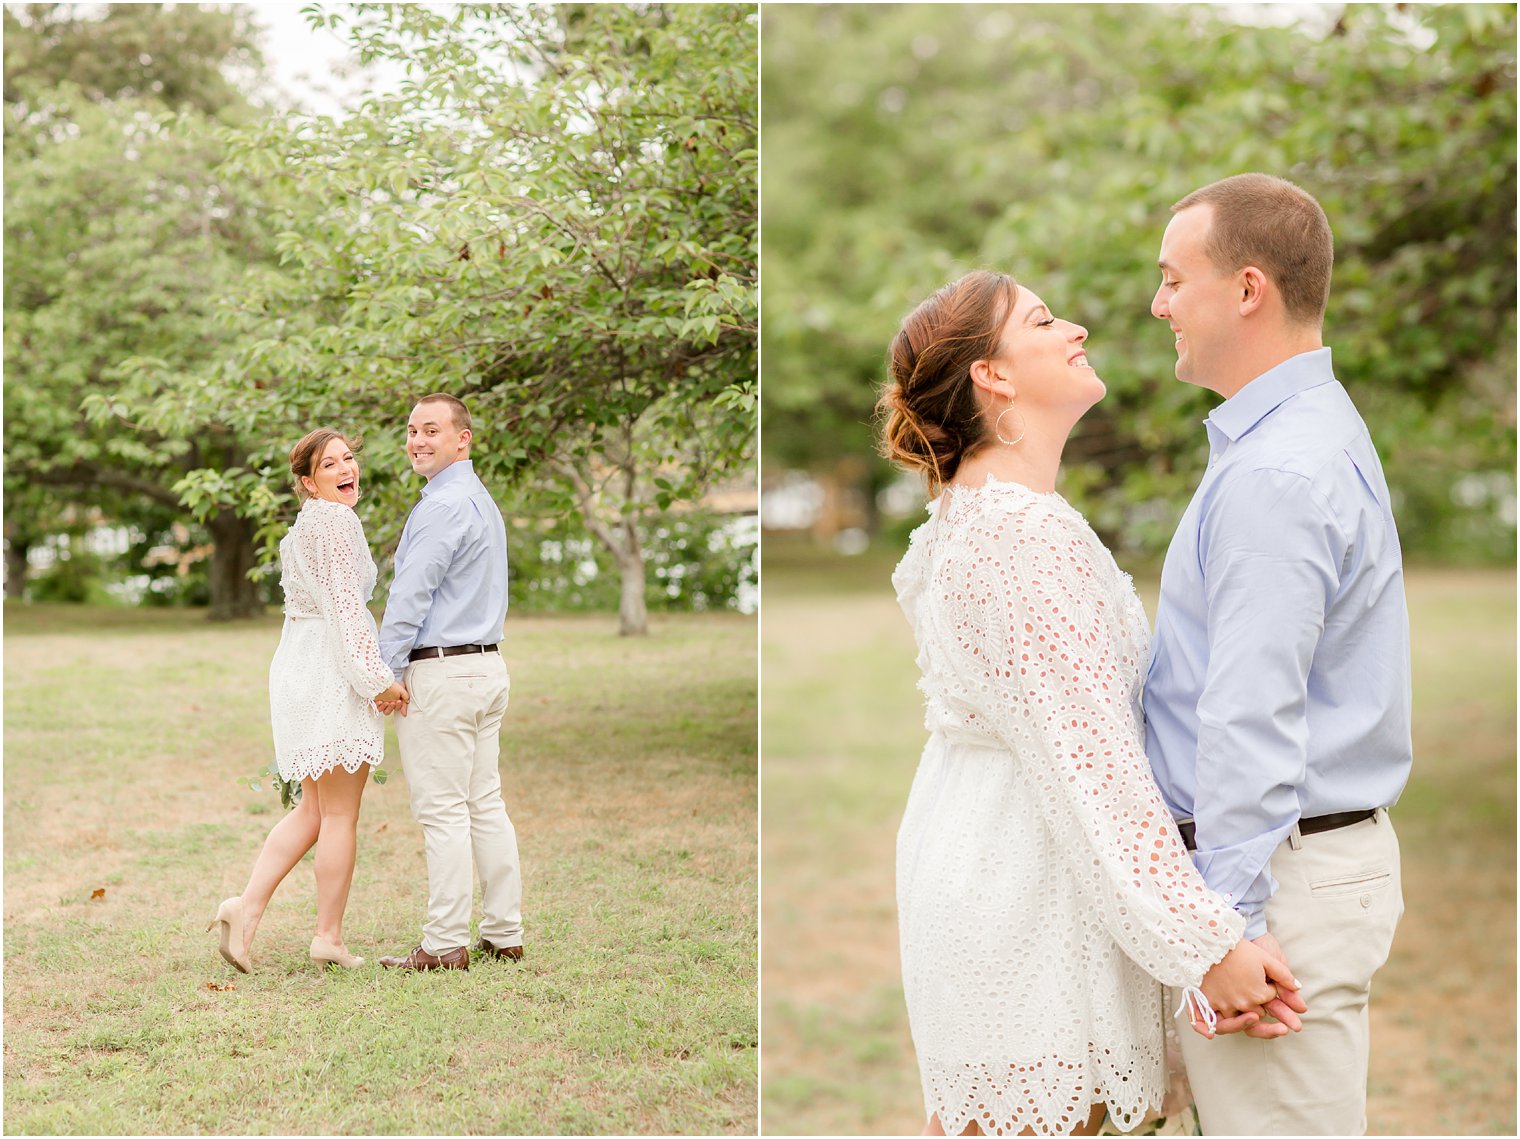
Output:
top-left (1200, 933), bottom-right (1308, 1040)
top-left (1242, 933), bottom-right (1307, 1034)
top-left (374, 682), bottom-right (410, 717)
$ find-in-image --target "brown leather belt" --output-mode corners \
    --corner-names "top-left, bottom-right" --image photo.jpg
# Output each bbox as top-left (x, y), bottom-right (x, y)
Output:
top-left (1177, 809), bottom-right (1378, 852)
top-left (408, 643), bottom-right (499, 662)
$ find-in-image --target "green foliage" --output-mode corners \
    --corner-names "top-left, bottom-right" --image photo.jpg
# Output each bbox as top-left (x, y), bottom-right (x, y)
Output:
top-left (762, 4), bottom-right (1516, 563)
top-left (3, 3), bottom-right (262, 111)
top-left (5, 3), bottom-right (757, 621)
top-left (4, 4), bottom-right (276, 613)
top-left (508, 509), bottom-right (757, 614)
top-left (27, 539), bottom-right (112, 604)
top-left (186, 4), bottom-right (757, 516)
top-left (128, 2), bottom-right (758, 623)
top-left (644, 512), bottom-right (758, 613)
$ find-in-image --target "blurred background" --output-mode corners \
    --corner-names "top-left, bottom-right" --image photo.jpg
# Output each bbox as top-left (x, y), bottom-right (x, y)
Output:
top-left (759, 4), bottom-right (1515, 1135)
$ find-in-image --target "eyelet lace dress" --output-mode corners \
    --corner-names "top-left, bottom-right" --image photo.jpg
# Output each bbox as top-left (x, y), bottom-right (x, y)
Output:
top-left (268, 497), bottom-right (395, 783)
top-left (892, 477), bottom-right (1246, 1136)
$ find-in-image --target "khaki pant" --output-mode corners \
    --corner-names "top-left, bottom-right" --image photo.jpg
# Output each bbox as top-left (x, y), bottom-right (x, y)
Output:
top-left (1172, 809), bottom-right (1403, 1136)
top-left (395, 652), bottom-right (523, 955)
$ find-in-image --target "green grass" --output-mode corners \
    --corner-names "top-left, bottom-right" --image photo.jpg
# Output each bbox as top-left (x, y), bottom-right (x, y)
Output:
top-left (4, 605), bottom-right (757, 1135)
top-left (760, 560), bottom-right (1516, 1137)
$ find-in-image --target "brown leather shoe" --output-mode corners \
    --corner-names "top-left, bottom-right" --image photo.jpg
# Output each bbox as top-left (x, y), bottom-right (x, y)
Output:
top-left (377, 944), bottom-right (469, 971)
top-left (473, 938), bottom-right (523, 962)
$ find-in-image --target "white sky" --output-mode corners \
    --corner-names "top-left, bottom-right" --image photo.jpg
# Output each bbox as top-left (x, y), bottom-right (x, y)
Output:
top-left (22, 3), bottom-right (1429, 116)
top-left (245, 2), bottom-right (1353, 118)
top-left (244, 2), bottom-right (407, 116)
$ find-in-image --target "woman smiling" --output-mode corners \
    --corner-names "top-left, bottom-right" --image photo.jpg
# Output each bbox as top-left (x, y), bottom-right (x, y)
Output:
top-left (207, 428), bottom-right (409, 973)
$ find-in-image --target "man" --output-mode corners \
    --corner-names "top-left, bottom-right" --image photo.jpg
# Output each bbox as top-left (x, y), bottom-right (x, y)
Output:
top-left (1145, 174), bottom-right (1412, 1134)
top-left (376, 393), bottom-right (524, 972)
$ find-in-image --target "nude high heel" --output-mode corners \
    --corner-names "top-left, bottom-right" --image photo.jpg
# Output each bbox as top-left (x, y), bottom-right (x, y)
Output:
top-left (207, 896), bottom-right (252, 974)
top-left (310, 936), bottom-right (365, 969)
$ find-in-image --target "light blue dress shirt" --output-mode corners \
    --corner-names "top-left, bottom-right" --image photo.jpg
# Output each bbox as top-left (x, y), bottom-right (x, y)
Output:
top-left (1144, 348), bottom-right (1413, 939)
top-left (379, 459), bottom-right (510, 681)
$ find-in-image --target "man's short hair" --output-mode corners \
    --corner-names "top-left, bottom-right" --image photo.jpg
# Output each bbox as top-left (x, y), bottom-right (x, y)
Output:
top-left (415, 393), bottom-right (472, 433)
top-left (1173, 173), bottom-right (1334, 327)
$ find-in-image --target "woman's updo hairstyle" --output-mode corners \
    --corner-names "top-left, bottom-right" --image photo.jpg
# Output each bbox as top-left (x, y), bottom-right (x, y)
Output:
top-left (876, 270), bottom-right (1019, 495)
top-left (289, 428), bottom-right (360, 503)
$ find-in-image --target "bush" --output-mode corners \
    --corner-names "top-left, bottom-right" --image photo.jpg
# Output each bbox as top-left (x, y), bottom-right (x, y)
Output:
top-left (27, 541), bottom-right (116, 604)
top-left (508, 511), bottom-right (757, 614)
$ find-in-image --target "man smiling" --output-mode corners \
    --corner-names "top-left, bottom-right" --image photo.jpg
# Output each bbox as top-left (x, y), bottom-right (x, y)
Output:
top-left (1145, 174), bottom-right (1412, 1134)
top-left (377, 394), bottom-right (524, 971)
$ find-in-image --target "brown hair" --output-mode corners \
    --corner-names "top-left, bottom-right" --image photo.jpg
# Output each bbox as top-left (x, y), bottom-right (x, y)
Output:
top-left (1173, 173), bottom-right (1334, 326)
top-left (876, 270), bottom-right (1019, 495)
top-left (290, 428), bottom-right (359, 502)
top-left (414, 393), bottom-right (473, 434)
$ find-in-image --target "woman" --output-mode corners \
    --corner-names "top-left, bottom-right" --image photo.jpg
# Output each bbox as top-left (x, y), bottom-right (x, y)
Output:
top-left (878, 272), bottom-right (1297, 1136)
top-left (207, 429), bottom-right (408, 972)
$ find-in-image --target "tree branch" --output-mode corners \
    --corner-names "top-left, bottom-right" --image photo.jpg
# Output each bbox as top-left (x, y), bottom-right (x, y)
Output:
top-left (22, 462), bottom-right (185, 509)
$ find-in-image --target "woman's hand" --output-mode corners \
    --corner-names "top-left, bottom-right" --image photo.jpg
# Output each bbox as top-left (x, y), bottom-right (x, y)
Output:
top-left (1193, 937), bottom-right (1301, 1038)
top-left (374, 682), bottom-right (410, 717)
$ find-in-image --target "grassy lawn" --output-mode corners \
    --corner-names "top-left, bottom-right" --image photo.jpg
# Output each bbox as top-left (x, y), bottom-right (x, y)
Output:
top-left (4, 605), bottom-right (757, 1135)
top-left (760, 556), bottom-right (1516, 1137)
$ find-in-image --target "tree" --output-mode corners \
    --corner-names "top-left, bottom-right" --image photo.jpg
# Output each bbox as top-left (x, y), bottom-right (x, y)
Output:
top-left (3, 4), bottom-right (276, 615)
top-left (761, 3), bottom-right (1516, 564)
top-left (146, 3), bottom-right (757, 633)
top-left (3, 3), bottom-right (261, 112)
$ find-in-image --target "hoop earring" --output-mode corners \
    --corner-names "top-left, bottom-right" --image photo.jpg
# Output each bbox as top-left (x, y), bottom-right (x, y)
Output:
top-left (994, 403), bottom-right (1026, 447)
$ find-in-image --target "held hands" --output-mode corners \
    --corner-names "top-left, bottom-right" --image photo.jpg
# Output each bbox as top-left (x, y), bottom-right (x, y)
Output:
top-left (1190, 933), bottom-right (1306, 1041)
top-left (374, 682), bottom-right (410, 717)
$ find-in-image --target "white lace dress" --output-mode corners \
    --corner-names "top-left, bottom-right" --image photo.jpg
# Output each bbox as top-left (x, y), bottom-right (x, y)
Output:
top-left (268, 497), bottom-right (395, 783)
top-left (892, 477), bottom-right (1246, 1136)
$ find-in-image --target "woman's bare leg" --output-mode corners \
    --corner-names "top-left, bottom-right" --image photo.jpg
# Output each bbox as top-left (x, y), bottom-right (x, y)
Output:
top-left (240, 778), bottom-right (321, 955)
top-left (312, 764), bottom-right (368, 947)
top-left (922, 1101), bottom-right (1107, 1136)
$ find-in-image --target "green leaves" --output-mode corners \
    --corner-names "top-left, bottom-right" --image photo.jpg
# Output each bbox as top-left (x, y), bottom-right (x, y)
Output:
top-left (761, 3), bottom-right (1515, 563)
top-left (11, 3), bottom-right (757, 618)
top-left (195, 4), bottom-right (757, 606)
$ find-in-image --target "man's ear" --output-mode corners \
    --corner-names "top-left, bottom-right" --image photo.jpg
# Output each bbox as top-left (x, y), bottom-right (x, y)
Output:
top-left (1239, 266), bottom-right (1269, 317)
top-left (459, 428), bottom-right (473, 452)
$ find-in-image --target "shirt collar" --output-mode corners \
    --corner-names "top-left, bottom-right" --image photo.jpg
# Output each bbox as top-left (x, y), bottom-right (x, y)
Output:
top-left (1207, 347), bottom-right (1336, 443)
top-left (421, 458), bottom-right (474, 497)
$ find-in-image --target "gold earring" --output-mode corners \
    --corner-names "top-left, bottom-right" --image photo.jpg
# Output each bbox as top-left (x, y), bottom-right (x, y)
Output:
top-left (994, 402), bottom-right (1026, 447)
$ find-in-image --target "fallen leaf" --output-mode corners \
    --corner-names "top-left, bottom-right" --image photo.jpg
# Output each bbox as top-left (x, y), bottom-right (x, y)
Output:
top-left (375, 822), bottom-right (388, 833)
top-left (90, 888), bottom-right (106, 901)
top-left (206, 981), bottom-right (236, 992)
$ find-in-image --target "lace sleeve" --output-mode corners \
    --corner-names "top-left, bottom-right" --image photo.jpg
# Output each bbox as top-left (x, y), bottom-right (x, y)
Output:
top-left (941, 500), bottom-right (1245, 986)
top-left (302, 505), bottom-right (396, 702)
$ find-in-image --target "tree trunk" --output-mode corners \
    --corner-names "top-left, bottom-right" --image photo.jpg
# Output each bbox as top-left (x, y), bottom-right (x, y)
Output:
top-left (4, 537), bottom-right (28, 599)
top-left (555, 458), bottom-right (649, 635)
top-left (206, 508), bottom-right (264, 620)
top-left (615, 516), bottom-right (648, 636)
